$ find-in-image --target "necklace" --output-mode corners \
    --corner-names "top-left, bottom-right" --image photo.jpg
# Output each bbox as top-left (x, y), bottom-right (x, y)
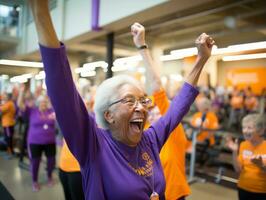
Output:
top-left (126, 148), bottom-right (160, 200)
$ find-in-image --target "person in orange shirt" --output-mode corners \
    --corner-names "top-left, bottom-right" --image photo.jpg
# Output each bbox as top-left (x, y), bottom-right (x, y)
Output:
top-left (0, 92), bottom-right (16, 155)
top-left (244, 93), bottom-right (259, 114)
top-left (154, 90), bottom-right (191, 200)
top-left (189, 97), bottom-right (219, 148)
top-left (59, 140), bottom-right (84, 200)
top-left (132, 23), bottom-right (191, 200)
top-left (228, 90), bottom-right (245, 130)
top-left (226, 114), bottom-right (266, 200)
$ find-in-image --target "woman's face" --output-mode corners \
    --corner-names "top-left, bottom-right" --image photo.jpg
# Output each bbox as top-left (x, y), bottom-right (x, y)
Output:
top-left (107, 84), bottom-right (148, 147)
top-left (242, 121), bottom-right (261, 143)
top-left (38, 98), bottom-right (49, 111)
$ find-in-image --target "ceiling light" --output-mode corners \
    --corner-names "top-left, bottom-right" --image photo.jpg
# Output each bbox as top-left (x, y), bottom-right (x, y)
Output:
top-left (83, 61), bottom-right (108, 70)
top-left (80, 71), bottom-right (96, 77)
top-left (113, 55), bottom-right (142, 66)
top-left (0, 59), bottom-right (43, 68)
top-left (222, 53), bottom-right (266, 61)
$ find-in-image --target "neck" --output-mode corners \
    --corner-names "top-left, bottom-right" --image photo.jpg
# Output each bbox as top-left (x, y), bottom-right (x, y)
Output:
top-left (110, 129), bottom-right (137, 147)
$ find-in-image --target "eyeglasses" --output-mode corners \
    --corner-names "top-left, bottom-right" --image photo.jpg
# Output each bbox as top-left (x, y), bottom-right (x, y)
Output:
top-left (109, 95), bottom-right (152, 108)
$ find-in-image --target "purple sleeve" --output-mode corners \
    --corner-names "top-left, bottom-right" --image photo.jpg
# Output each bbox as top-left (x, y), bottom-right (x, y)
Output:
top-left (39, 43), bottom-right (99, 167)
top-left (145, 82), bottom-right (198, 150)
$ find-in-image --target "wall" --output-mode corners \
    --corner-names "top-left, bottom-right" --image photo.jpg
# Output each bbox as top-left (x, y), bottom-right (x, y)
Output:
top-left (22, 0), bottom-right (166, 54)
top-left (217, 58), bottom-right (266, 94)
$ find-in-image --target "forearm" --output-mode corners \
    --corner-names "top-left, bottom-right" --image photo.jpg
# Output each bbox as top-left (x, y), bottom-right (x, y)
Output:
top-left (17, 92), bottom-right (25, 111)
top-left (232, 150), bottom-right (242, 173)
top-left (139, 48), bottom-right (162, 92)
top-left (185, 56), bottom-right (208, 86)
top-left (29, 0), bottom-right (60, 48)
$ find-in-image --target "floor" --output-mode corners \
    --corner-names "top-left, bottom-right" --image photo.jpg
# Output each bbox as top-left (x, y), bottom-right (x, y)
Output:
top-left (0, 153), bottom-right (238, 200)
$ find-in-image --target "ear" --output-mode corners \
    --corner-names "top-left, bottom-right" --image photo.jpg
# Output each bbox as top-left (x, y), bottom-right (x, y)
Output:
top-left (104, 110), bottom-right (114, 124)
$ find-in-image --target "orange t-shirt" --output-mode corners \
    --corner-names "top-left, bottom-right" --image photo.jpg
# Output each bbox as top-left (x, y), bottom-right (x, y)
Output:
top-left (153, 90), bottom-right (190, 200)
top-left (190, 112), bottom-right (219, 146)
top-left (237, 140), bottom-right (266, 193)
top-left (59, 140), bottom-right (80, 172)
top-left (244, 96), bottom-right (258, 111)
top-left (230, 95), bottom-right (244, 109)
top-left (0, 100), bottom-right (16, 127)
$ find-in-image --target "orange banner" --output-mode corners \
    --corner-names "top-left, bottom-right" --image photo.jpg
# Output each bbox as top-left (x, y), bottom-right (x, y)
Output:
top-left (226, 67), bottom-right (266, 95)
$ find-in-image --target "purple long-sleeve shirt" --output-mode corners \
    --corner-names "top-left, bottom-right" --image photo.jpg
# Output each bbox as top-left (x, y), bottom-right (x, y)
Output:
top-left (40, 43), bottom-right (198, 200)
top-left (25, 106), bottom-right (56, 144)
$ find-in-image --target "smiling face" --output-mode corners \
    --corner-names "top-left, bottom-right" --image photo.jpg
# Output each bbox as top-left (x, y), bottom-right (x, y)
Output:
top-left (105, 84), bottom-right (148, 147)
top-left (242, 121), bottom-right (262, 143)
top-left (38, 96), bottom-right (49, 112)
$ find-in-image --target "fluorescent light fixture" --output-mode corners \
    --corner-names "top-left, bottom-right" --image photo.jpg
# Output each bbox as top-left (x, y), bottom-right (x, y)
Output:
top-left (21, 73), bottom-right (33, 79)
top-left (10, 76), bottom-right (28, 83)
top-left (222, 53), bottom-right (266, 61)
top-left (75, 61), bottom-right (108, 74)
top-left (162, 41), bottom-right (266, 61)
top-left (113, 55), bottom-right (142, 66)
top-left (83, 61), bottom-right (108, 71)
top-left (0, 59), bottom-right (43, 68)
top-left (80, 71), bottom-right (96, 77)
top-left (170, 47), bottom-right (197, 57)
top-left (160, 54), bottom-right (183, 61)
top-left (1, 74), bottom-right (9, 79)
top-left (170, 74), bottom-right (183, 82)
top-left (111, 65), bottom-right (128, 72)
top-left (35, 74), bottom-right (46, 80)
top-left (75, 67), bottom-right (87, 74)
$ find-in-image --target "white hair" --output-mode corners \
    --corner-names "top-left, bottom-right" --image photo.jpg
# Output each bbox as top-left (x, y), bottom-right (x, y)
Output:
top-left (94, 75), bottom-right (142, 129)
top-left (36, 95), bottom-right (48, 106)
top-left (242, 113), bottom-right (266, 135)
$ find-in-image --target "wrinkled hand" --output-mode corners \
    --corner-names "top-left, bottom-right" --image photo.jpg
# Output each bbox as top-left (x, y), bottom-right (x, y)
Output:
top-left (131, 22), bottom-right (146, 48)
top-left (195, 33), bottom-right (215, 60)
top-left (251, 155), bottom-right (264, 168)
top-left (225, 136), bottom-right (238, 152)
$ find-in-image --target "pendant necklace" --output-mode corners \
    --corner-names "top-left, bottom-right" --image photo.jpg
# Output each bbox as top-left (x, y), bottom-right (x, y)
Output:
top-left (129, 148), bottom-right (159, 200)
top-left (149, 167), bottom-right (159, 200)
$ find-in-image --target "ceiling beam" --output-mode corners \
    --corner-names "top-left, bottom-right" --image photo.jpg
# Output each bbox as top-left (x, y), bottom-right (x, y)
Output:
top-left (158, 8), bottom-right (266, 38)
top-left (66, 0), bottom-right (214, 44)
top-left (67, 43), bottom-right (136, 57)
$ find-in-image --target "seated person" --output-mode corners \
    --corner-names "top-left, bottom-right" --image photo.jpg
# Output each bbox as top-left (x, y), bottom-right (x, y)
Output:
top-left (187, 97), bottom-right (219, 151)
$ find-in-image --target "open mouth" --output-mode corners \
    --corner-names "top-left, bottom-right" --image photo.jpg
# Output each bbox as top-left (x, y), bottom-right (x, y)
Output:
top-left (130, 119), bottom-right (144, 133)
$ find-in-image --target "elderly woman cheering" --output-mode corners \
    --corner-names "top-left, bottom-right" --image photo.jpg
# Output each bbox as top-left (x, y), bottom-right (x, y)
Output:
top-left (29, 1), bottom-right (214, 199)
top-left (226, 114), bottom-right (266, 200)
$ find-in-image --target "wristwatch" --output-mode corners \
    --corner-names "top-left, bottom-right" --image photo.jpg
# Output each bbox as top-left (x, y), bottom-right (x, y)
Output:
top-left (137, 44), bottom-right (148, 50)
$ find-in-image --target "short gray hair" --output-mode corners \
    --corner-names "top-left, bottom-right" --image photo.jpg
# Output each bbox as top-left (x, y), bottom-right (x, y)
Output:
top-left (94, 75), bottom-right (142, 129)
top-left (242, 113), bottom-right (266, 135)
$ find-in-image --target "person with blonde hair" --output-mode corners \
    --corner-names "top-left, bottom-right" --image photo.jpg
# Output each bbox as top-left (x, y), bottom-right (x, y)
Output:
top-left (226, 113), bottom-right (266, 200)
top-left (17, 87), bottom-right (56, 192)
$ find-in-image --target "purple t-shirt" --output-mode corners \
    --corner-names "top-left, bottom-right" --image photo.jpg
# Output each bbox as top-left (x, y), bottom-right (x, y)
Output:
top-left (26, 106), bottom-right (56, 144)
top-left (40, 43), bottom-right (198, 200)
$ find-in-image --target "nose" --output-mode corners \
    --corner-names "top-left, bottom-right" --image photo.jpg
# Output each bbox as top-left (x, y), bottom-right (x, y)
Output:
top-left (134, 100), bottom-right (146, 111)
